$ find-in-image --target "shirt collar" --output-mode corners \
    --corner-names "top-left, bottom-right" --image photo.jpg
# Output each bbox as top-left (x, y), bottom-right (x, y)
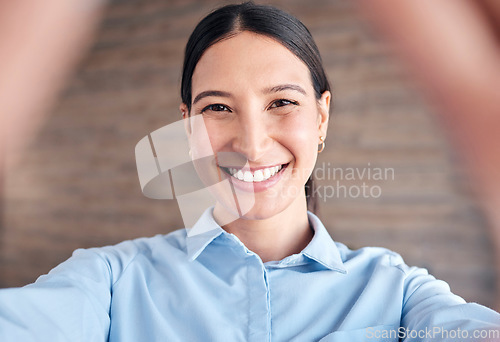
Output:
top-left (185, 208), bottom-right (347, 274)
top-left (301, 211), bottom-right (347, 273)
top-left (185, 207), bottom-right (225, 261)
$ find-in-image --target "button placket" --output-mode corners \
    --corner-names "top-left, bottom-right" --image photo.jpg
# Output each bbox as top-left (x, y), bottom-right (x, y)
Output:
top-left (246, 254), bottom-right (271, 342)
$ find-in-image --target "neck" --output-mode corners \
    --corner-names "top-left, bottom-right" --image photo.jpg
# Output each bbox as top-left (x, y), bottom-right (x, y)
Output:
top-left (214, 196), bottom-right (314, 263)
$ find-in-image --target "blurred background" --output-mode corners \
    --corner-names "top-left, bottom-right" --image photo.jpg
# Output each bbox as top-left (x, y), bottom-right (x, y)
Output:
top-left (0, 0), bottom-right (496, 308)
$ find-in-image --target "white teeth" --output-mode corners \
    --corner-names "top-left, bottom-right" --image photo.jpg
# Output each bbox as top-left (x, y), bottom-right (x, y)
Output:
top-left (224, 164), bottom-right (285, 182)
top-left (253, 170), bottom-right (264, 182)
top-left (263, 168), bottom-right (271, 179)
top-left (243, 171), bottom-right (253, 182)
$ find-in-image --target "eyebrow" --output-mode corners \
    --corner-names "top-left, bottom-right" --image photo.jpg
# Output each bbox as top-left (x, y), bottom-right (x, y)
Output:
top-left (263, 84), bottom-right (307, 96)
top-left (192, 84), bottom-right (307, 105)
top-left (192, 90), bottom-right (232, 105)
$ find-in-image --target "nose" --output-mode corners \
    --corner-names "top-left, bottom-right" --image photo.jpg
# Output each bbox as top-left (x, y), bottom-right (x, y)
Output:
top-left (232, 109), bottom-right (273, 162)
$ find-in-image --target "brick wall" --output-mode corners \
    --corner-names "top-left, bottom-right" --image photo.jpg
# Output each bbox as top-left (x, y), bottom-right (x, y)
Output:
top-left (0, 0), bottom-right (496, 307)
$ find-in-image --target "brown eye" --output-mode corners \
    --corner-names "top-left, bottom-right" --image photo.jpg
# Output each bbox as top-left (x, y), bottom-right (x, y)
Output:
top-left (203, 104), bottom-right (230, 112)
top-left (270, 99), bottom-right (298, 108)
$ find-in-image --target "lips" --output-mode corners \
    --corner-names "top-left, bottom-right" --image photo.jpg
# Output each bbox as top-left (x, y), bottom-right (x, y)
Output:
top-left (219, 163), bottom-right (288, 182)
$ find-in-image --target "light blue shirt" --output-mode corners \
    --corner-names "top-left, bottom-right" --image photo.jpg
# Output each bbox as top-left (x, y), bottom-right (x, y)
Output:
top-left (0, 208), bottom-right (499, 342)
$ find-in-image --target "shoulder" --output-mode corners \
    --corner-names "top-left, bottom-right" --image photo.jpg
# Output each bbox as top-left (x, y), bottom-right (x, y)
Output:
top-left (86, 228), bottom-right (188, 260)
top-left (333, 242), bottom-right (475, 309)
top-left (62, 228), bottom-right (189, 285)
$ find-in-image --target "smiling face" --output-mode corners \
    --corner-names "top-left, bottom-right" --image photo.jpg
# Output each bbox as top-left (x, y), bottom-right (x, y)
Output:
top-left (182, 31), bottom-right (330, 221)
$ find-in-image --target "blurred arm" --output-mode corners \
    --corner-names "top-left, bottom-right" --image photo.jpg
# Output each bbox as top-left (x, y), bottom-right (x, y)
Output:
top-left (0, 0), bottom-right (107, 171)
top-left (357, 0), bottom-right (500, 310)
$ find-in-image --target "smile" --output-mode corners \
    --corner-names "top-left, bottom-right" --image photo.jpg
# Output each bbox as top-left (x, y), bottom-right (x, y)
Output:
top-left (219, 164), bottom-right (288, 183)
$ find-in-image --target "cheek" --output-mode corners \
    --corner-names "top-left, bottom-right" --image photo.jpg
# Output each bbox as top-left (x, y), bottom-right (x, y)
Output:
top-left (204, 123), bottom-right (231, 157)
top-left (190, 116), bottom-right (226, 157)
top-left (279, 111), bottom-right (319, 162)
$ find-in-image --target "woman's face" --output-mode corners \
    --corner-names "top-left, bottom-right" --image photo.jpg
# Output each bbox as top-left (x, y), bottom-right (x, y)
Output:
top-left (182, 31), bottom-right (330, 221)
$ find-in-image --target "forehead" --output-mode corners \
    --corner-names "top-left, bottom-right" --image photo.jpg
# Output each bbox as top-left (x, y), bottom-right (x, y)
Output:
top-left (191, 31), bottom-right (312, 94)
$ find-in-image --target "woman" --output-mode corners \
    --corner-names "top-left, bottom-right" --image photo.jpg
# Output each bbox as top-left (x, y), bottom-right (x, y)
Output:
top-left (0, 2), bottom-right (499, 341)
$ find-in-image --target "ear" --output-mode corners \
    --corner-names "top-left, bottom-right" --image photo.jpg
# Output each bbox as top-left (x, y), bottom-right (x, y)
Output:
top-left (180, 103), bottom-right (191, 136)
top-left (317, 90), bottom-right (331, 138)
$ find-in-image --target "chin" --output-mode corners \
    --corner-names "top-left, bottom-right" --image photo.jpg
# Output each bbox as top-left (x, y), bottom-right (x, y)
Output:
top-left (239, 204), bottom-right (282, 221)
top-left (218, 192), bottom-right (294, 222)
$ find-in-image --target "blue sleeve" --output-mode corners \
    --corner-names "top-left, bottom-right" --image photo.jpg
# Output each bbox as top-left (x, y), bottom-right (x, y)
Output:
top-left (0, 248), bottom-right (113, 342)
top-left (400, 264), bottom-right (500, 342)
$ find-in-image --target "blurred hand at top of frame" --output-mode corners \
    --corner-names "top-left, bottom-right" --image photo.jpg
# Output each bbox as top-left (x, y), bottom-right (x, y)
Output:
top-left (0, 0), bottom-right (107, 172)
